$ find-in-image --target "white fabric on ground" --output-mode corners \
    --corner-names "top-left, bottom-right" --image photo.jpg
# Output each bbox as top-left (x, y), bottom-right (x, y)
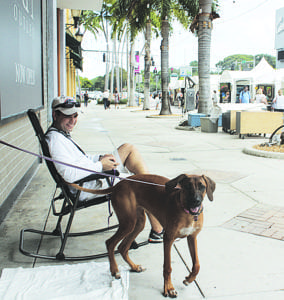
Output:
top-left (0, 262), bottom-right (128, 300)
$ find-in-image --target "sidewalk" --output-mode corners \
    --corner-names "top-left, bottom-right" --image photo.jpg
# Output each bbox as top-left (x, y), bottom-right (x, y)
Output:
top-left (0, 102), bottom-right (283, 299)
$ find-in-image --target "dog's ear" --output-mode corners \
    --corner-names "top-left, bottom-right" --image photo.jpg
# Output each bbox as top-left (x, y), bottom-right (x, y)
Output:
top-left (165, 174), bottom-right (187, 191)
top-left (202, 175), bottom-right (216, 201)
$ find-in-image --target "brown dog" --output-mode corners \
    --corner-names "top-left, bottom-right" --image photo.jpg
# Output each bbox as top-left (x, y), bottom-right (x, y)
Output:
top-left (70, 173), bottom-right (215, 298)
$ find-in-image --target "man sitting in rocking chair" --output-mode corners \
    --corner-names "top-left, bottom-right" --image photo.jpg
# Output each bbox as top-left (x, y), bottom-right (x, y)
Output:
top-left (45, 96), bottom-right (163, 243)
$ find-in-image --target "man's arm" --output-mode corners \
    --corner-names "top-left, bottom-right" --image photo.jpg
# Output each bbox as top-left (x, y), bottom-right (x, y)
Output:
top-left (46, 131), bottom-right (103, 182)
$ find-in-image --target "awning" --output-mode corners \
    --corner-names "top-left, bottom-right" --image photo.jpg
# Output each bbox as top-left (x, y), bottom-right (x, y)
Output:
top-left (66, 32), bottom-right (81, 53)
top-left (69, 51), bottom-right (82, 70)
top-left (66, 33), bottom-right (82, 70)
top-left (57, 0), bottom-right (103, 11)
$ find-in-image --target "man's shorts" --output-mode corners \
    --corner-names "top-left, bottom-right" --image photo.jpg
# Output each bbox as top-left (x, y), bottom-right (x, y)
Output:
top-left (79, 149), bottom-right (131, 201)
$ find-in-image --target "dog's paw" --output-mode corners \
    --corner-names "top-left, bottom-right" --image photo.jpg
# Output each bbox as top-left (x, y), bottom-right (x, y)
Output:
top-left (183, 279), bottom-right (190, 286)
top-left (183, 275), bottom-right (195, 285)
top-left (112, 271), bottom-right (121, 279)
top-left (131, 265), bottom-right (146, 273)
top-left (163, 289), bottom-right (178, 298)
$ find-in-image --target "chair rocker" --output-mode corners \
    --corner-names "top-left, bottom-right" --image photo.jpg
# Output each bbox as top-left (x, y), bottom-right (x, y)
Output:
top-left (20, 109), bottom-right (126, 261)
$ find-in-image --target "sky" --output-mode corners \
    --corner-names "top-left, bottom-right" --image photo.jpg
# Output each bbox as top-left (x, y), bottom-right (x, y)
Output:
top-left (79, 0), bottom-right (284, 79)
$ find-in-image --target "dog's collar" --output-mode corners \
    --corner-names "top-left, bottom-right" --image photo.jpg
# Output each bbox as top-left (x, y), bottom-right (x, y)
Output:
top-left (183, 204), bottom-right (203, 221)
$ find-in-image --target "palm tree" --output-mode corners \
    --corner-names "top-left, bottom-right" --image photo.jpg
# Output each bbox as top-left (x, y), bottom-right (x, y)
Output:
top-left (81, 3), bottom-right (112, 91)
top-left (197, 0), bottom-right (213, 114)
top-left (157, 0), bottom-right (199, 115)
top-left (113, 1), bottom-right (142, 106)
top-left (160, 18), bottom-right (171, 114)
top-left (129, 40), bottom-right (136, 106)
top-left (190, 0), bottom-right (219, 114)
top-left (82, 0), bottom-right (216, 115)
top-left (117, 0), bottom-right (170, 113)
top-left (154, 0), bottom-right (218, 115)
top-left (143, 20), bottom-right (151, 110)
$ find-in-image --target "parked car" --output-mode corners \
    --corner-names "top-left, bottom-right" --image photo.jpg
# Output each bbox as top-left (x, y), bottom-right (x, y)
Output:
top-left (93, 91), bottom-right (102, 101)
top-left (87, 92), bottom-right (94, 100)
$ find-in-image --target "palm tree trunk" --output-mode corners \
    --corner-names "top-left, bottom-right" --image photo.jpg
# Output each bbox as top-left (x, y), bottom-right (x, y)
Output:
top-left (117, 26), bottom-right (126, 92)
top-left (198, 0), bottom-right (213, 114)
top-left (115, 34), bottom-right (120, 93)
top-left (104, 20), bottom-right (110, 91)
top-left (110, 38), bottom-right (115, 97)
top-left (119, 27), bottom-right (127, 93)
top-left (160, 20), bottom-right (171, 115)
top-left (126, 29), bottom-right (130, 105)
top-left (128, 41), bottom-right (136, 106)
top-left (143, 20), bottom-right (151, 110)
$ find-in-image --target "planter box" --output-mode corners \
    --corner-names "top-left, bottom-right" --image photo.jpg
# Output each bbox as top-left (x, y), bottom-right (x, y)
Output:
top-left (236, 111), bottom-right (284, 138)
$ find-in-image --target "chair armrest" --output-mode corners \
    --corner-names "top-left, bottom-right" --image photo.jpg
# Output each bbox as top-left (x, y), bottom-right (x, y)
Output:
top-left (73, 170), bottom-right (120, 185)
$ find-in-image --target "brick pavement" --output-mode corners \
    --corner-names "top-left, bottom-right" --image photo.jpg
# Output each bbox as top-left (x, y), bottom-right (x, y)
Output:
top-left (223, 204), bottom-right (284, 241)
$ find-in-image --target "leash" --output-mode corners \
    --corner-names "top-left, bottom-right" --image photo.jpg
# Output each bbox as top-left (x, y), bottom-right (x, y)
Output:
top-left (0, 139), bottom-right (167, 188)
top-left (107, 170), bottom-right (116, 227)
top-left (0, 138), bottom-right (171, 229)
top-left (173, 243), bottom-right (206, 298)
top-left (2, 138), bottom-right (207, 292)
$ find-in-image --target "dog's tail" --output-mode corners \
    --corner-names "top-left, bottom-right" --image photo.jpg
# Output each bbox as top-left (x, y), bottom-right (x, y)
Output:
top-left (68, 182), bottom-right (113, 195)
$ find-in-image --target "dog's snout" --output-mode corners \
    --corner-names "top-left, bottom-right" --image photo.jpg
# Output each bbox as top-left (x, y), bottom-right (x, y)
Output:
top-left (185, 191), bottom-right (203, 209)
top-left (195, 186), bottom-right (205, 199)
top-left (195, 193), bottom-right (203, 203)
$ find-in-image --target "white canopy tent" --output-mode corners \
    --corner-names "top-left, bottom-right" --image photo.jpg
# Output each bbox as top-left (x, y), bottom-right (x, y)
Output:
top-left (251, 58), bottom-right (276, 85)
top-left (220, 58), bottom-right (279, 103)
top-left (171, 58), bottom-right (284, 104)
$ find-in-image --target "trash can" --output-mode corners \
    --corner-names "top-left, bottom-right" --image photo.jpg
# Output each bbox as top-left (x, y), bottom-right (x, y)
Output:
top-left (200, 117), bottom-right (218, 133)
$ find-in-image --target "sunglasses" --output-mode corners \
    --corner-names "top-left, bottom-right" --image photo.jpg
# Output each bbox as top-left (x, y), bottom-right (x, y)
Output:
top-left (54, 98), bottom-right (81, 109)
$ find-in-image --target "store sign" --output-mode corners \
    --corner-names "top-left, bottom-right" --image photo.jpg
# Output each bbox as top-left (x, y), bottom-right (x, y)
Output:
top-left (0, 0), bottom-right (42, 120)
top-left (180, 66), bottom-right (192, 77)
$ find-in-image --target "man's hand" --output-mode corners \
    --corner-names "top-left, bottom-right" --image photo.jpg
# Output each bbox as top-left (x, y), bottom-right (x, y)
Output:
top-left (99, 154), bottom-right (120, 171)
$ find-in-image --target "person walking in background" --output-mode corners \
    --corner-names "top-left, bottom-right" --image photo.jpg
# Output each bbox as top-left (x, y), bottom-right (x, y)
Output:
top-left (176, 90), bottom-right (183, 108)
top-left (83, 91), bottom-right (89, 108)
top-left (224, 91), bottom-right (230, 103)
top-left (107, 92), bottom-right (112, 109)
top-left (212, 90), bottom-right (218, 104)
top-left (154, 93), bottom-right (160, 110)
top-left (239, 86), bottom-right (251, 103)
top-left (113, 88), bottom-right (120, 109)
top-left (254, 88), bottom-right (268, 105)
top-left (102, 89), bottom-right (109, 110)
top-left (272, 89), bottom-right (284, 112)
top-left (195, 91), bottom-right (199, 109)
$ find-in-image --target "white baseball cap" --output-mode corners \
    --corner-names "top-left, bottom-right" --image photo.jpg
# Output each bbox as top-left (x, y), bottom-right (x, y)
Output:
top-left (52, 96), bottom-right (80, 115)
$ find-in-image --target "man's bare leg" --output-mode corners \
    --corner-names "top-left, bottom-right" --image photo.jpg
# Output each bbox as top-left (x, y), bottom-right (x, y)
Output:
top-left (117, 143), bottom-right (163, 234)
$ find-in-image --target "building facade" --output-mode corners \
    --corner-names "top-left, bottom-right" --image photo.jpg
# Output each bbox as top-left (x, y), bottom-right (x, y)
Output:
top-left (275, 7), bottom-right (284, 69)
top-left (0, 0), bottom-right (102, 223)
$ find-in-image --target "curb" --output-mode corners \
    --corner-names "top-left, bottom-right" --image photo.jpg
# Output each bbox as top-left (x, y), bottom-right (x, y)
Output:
top-left (146, 114), bottom-right (182, 119)
top-left (130, 109), bottom-right (158, 113)
top-left (243, 146), bottom-right (284, 159)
